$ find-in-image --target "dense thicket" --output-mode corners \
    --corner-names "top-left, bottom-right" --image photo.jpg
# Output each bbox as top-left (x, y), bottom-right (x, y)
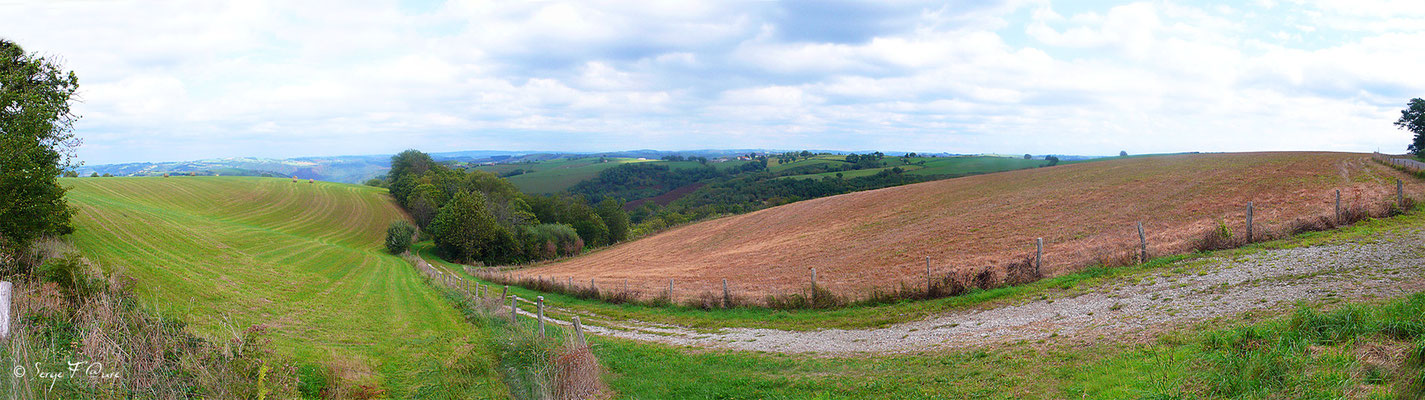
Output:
top-left (0, 39), bottom-right (80, 266)
top-left (568, 163), bottom-right (722, 203)
top-left (385, 150), bottom-right (628, 265)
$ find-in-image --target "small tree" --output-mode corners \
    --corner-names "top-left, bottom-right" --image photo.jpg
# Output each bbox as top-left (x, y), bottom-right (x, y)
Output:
top-left (90, 172), bottom-right (99, 177)
top-left (1023, 154), bottom-right (1032, 160)
top-left (1119, 150), bottom-right (1128, 156)
top-left (0, 39), bottom-right (80, 263)
top-left (1397, 98), bottom-right (1425, 157)
top-left (384, 220), bottom-right (416, 254)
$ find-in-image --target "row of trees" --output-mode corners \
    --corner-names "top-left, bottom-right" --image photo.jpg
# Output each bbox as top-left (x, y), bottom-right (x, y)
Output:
top-left (383, 150), bottom-right (629, 265)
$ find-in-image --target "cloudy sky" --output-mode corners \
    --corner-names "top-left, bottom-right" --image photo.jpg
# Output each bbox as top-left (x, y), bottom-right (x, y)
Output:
top-left (3, 0), bottom-right (1424, 165)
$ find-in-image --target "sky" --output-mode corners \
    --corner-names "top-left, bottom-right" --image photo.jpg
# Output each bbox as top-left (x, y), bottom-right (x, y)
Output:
top-left (3, 0), bottom-right (1425, 165)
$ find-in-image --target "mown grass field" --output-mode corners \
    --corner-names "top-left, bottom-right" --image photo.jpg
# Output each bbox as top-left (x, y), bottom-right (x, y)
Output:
top-left (62, 176), bottom-right (505, 398)
top-left (777, 155), bottom-right (1048, 180)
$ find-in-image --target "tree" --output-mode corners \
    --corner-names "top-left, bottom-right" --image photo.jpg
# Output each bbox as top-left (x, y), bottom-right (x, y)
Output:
top-left (384, 220), bottom-right (416, 254)
top-left (429, 192), bottom-right (515, 264)
top-left (89, 172), bottom-right (98, 177)
top-left (1023, 154), bottom-right (1032, 160)
top-left (0, 39), bottom-right (80, 262)
top-left (1397, 98), bottom-right (1425, 156)
top-left (1045, 155), bottom-right (1061, 166)
top-left (1119, 150), bottom-right (1128, 157)
top-left (596, 199), bottom-right (630, 243)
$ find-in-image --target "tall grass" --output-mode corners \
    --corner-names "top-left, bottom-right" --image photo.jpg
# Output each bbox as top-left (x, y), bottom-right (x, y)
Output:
top-left (424, 264), bottom-right (609, 400)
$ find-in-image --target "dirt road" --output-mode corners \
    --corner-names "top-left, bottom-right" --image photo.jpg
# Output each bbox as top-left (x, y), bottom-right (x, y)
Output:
top-left (528, 228), bottom-right (1425, 354)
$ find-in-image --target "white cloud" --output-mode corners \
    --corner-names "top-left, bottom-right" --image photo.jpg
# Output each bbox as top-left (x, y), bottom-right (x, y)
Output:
top-left (0, 0), bottom-right (1421, 164)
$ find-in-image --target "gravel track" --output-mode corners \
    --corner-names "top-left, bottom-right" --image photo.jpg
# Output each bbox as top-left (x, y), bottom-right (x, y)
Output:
top-left (536, 230), bottom-right (1425, 355)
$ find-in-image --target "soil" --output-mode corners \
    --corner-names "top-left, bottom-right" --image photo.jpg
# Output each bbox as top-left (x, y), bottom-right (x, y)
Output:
top-left (516, 152), bottom-right (1422, 301)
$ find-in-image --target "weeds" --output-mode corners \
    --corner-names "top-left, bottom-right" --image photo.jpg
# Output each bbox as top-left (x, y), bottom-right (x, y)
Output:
top-left (0, 240), bottom-right (301, 399)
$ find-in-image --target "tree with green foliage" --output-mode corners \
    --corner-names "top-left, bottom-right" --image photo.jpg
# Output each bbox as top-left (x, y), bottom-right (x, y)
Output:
top-left (430, 192), bottom-right (516, 264)
top-left (384, 220), bottom-right (416, 254)
top-left (596, 199), bottom-right (630, 243)
top-left (1023, 154), bottom-right (1032, 159)
top-left (1397, 98), bottom-right (1425, 156)
top-left (1119, 150), bottom-right (1128, 156)
top-left (0, 39), bottom-right (80, 263)
top-left (89, 172), bottom-right (98, 177)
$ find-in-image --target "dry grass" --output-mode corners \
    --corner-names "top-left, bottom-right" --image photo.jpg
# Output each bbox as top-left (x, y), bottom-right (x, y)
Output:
top-left (1, 245), bottom-right (300, 399)
top-left (506, 152), bottom-right (1422, 303)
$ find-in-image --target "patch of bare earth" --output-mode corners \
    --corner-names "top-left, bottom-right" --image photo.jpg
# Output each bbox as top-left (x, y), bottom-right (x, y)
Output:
top-left (516, 152), bottom-right (1423, 301)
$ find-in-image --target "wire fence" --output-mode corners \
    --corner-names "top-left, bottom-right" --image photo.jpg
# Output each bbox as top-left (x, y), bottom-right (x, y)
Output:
top-left (431, 174), bottom-right (1416, 310)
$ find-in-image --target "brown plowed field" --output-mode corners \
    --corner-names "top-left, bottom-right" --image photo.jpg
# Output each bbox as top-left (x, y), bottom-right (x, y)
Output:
top-left (515, 152), bottom-right (1422, 300)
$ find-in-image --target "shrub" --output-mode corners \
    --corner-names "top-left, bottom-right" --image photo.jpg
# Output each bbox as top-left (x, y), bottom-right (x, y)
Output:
top-left (384, 220), bottom-right (416, 254)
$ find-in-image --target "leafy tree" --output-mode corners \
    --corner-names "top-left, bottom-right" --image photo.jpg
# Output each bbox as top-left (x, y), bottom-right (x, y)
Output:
top-left (384, 220), bottom-right (416, 254)
top-left (1397, 98), bottom-right (1425, 156)
top-left (596, 199), bottom-right (630, 243)
top-left (0, 39), bottom-right (80, 261)
top-left (61, 170), bottom-right (75, 177)
top-left (101, 173), bottom-right (111, 177)
top-left (89, 172), bottom-right (98, 177)
top-left (1023, 154), bottom-right (1032, 160)
top-left (1045, 155), bottom-right (1061, 166)
top-left (430, 192), bottom-right (515, 264)
top-left (1119, 150), bottom-right (1128, 156)
top-left (390, 149), bottom-right (435, 181)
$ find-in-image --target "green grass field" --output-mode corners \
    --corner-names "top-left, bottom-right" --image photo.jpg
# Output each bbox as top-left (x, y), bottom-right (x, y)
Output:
top-left (62, 176), bottom-right (505, 398)
top-left (471, 157), bottom-right (652, 193)
top-left (776, 155), bottom-right (1048, 180)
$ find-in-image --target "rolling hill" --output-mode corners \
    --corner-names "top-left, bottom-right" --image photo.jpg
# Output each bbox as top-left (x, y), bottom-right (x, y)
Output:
top-left (512, 152), bottom-right (1421, 300)
top-left (62, 176), bottom-right (502, 397)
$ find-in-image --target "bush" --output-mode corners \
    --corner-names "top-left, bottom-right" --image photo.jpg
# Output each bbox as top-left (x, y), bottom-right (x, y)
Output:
top-left (384, 220), bottom-right (416, 254)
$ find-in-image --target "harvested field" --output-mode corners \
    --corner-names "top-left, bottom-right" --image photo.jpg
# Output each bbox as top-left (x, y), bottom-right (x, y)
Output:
top-left (513, 152), bottom-right (1422, 301)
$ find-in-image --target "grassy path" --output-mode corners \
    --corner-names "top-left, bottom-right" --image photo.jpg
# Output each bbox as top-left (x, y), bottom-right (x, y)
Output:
top-left (64, 176), bottom-right (506, 398)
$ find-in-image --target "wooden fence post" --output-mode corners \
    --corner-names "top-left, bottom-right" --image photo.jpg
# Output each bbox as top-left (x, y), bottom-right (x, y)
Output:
top-left (1336, 189), bottom-right (1342, 223)
top-left (537, 296), bottom-right (546, 338)
top-left (591, 278), bottom-right (596, 293)
top-left (1034, 238), bottom-right (1043, 276)
top-left (1, 281), bottom-right (11, 342)
top-left (501, 285), bottom-right (508, 299)
top-left (572, 316), bottom-right (587, 347)
top-left (668, 279), bottom-right (674, 300)
top-left (722, 278), bottom-right (730, 308)
top-left (925, 256), bottom-right (932, 294)
top-left (1399, 179), bottom-right (1406, 210)
top-left (810, 267), bottom-right (818, 302)
top-left (568, 277), bottom-right (573, 289)
top-left (1246, 202), bottom-right (1254, 243)
top-left (510, 295), bottom-right (518, 323)
top-left (1137, 222), bottom-right (1148, 263)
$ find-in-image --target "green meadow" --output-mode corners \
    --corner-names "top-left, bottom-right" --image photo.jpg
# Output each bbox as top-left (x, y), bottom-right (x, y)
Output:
top-left (61, 176), bottom-right (505, 398)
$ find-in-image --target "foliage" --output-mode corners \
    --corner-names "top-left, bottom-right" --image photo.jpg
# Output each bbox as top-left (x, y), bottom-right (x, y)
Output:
top-left (430, 191), bottom-right (517, 264)
top-left (1398, 98), bottom-right (1425, 156)
top-left (0, 39), bottom-right (80, 264)
top-left (386, 150), bottom-right (631, 265)
top-left (384, 220), bottom-right (416, 254)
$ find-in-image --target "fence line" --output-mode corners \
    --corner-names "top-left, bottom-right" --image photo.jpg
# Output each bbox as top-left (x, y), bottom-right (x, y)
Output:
top-left (439, 178), bottom-right (1414, 310)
